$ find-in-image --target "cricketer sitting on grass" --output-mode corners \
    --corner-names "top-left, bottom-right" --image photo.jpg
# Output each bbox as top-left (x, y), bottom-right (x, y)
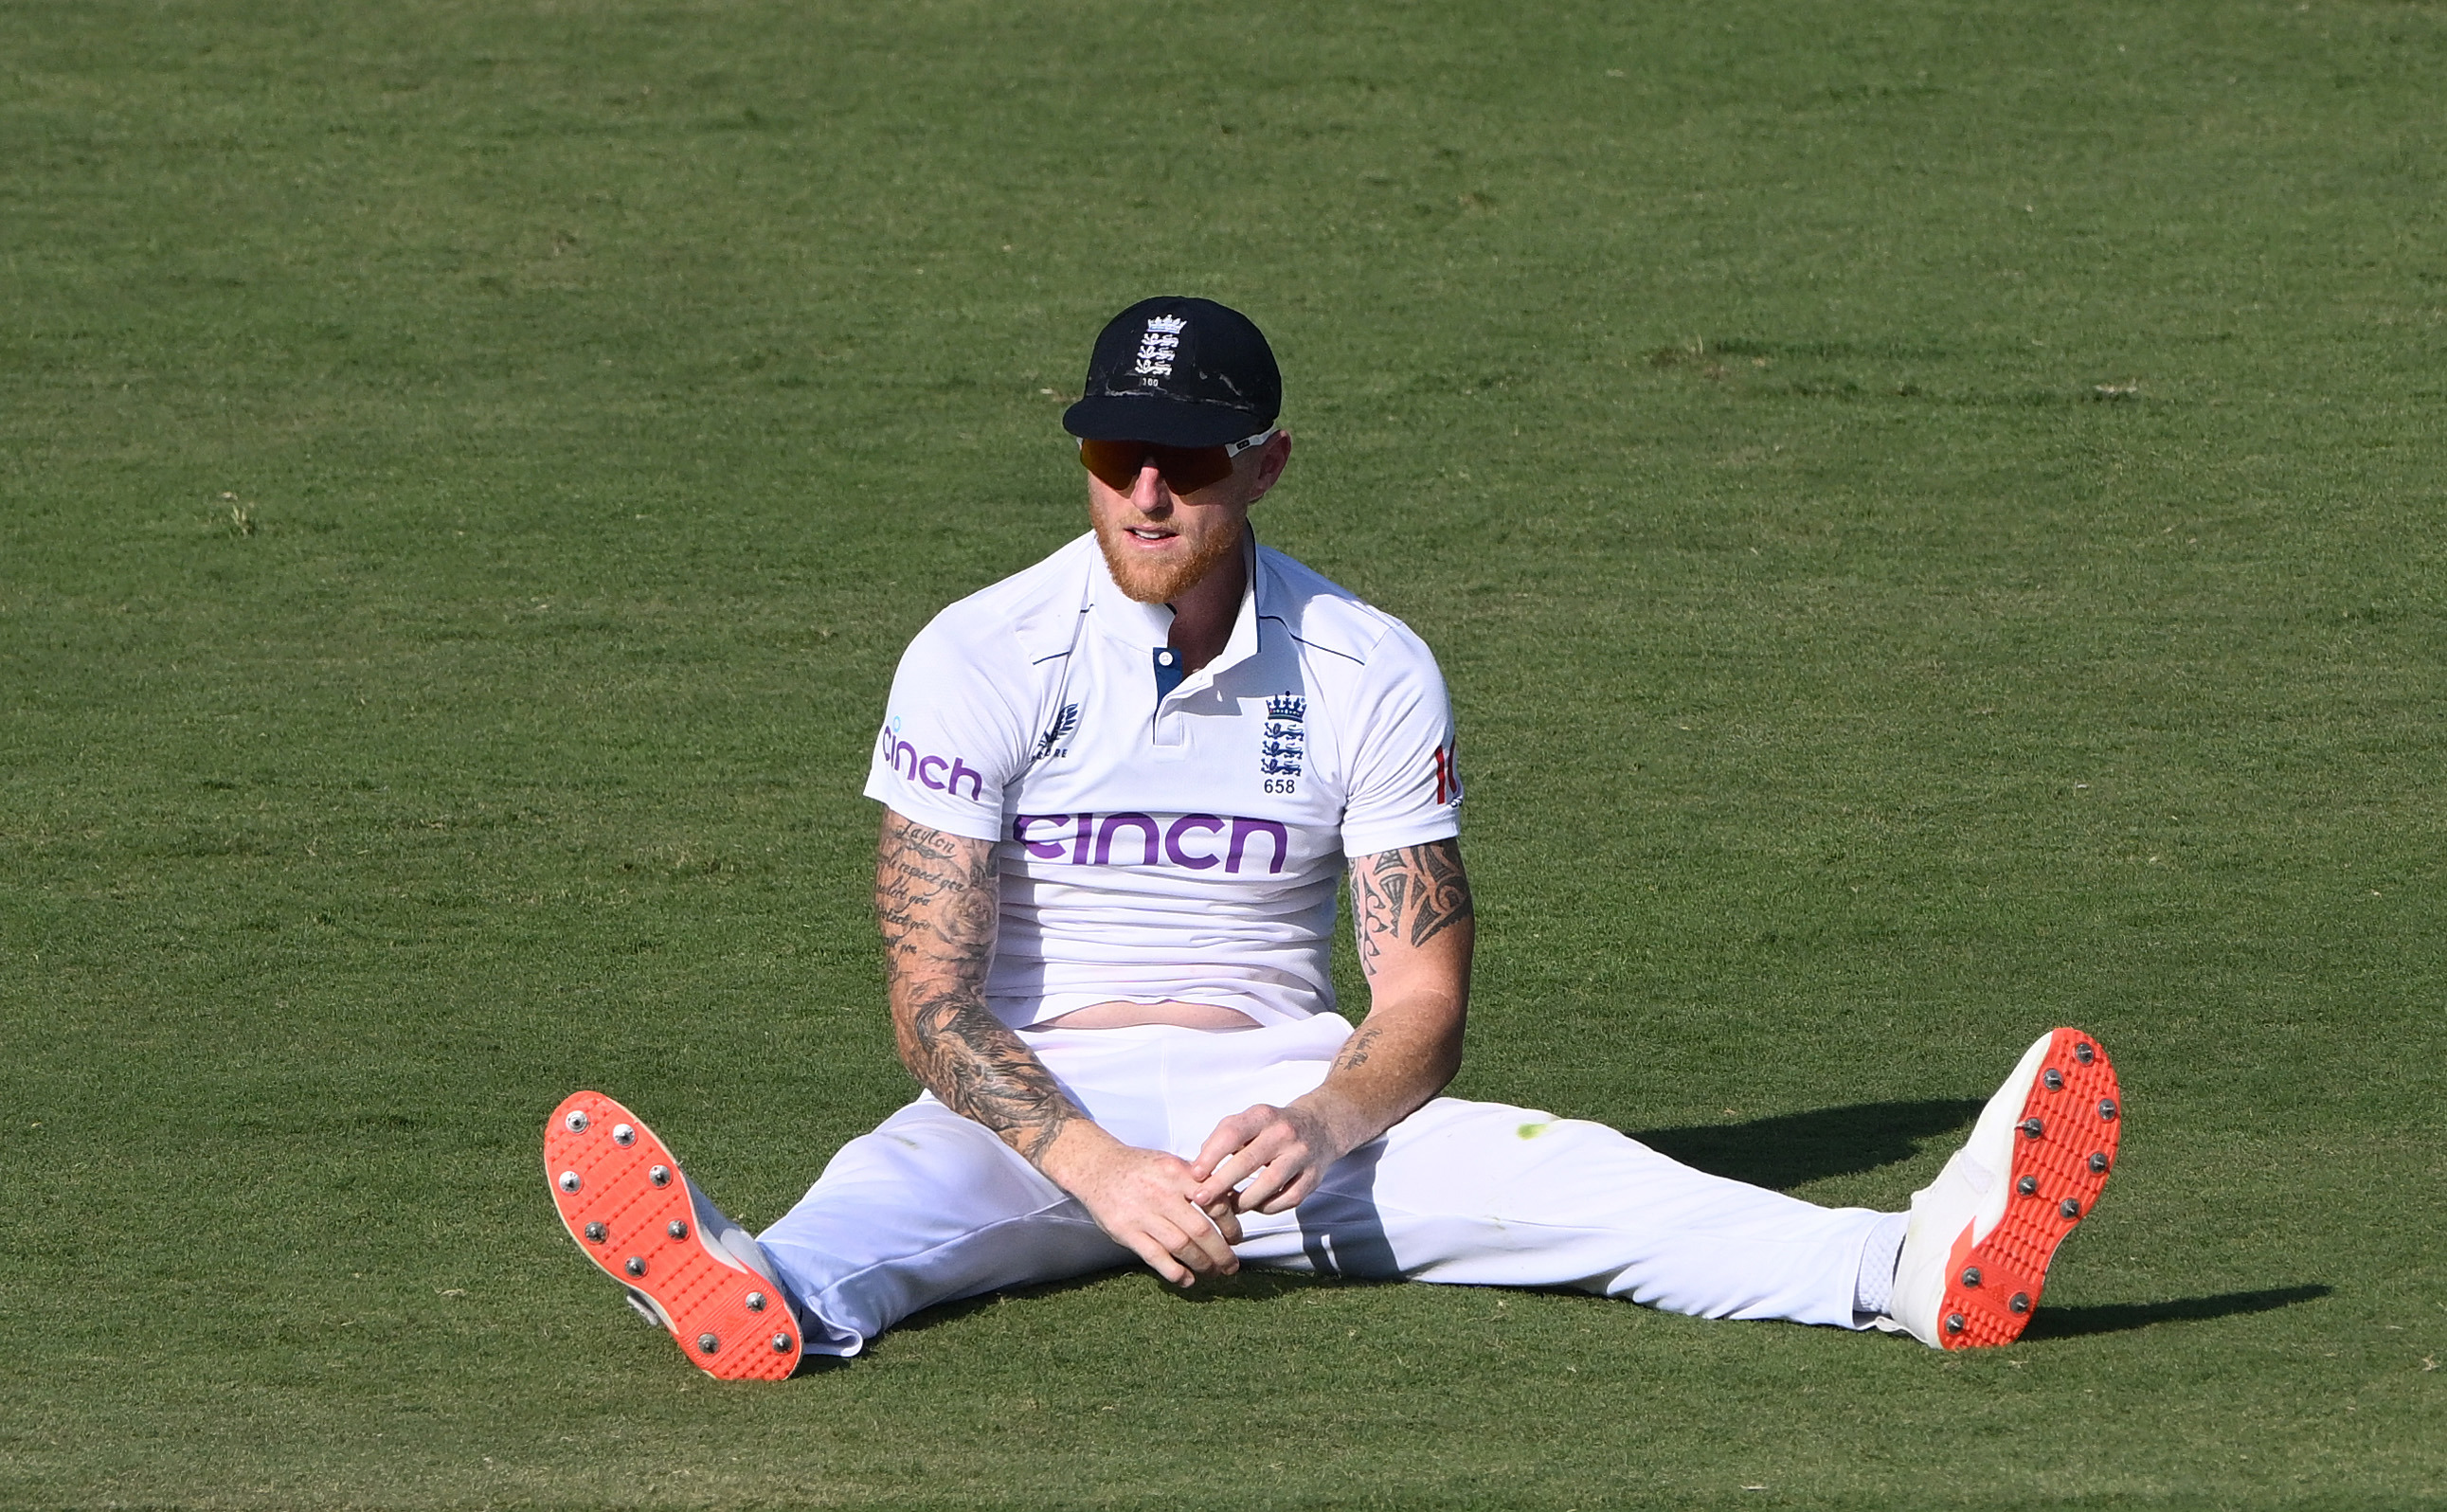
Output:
top-left (543, 297), bottom-right (2123, 1379)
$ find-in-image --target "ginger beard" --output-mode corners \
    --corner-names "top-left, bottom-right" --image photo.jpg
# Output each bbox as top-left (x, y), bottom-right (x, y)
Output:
top-left (1089, 479), bottom-right (1251, 605)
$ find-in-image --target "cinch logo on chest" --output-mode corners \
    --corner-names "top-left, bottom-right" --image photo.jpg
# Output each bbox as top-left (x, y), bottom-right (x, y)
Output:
top-left (1013, 812), bottom-right (1289, 873)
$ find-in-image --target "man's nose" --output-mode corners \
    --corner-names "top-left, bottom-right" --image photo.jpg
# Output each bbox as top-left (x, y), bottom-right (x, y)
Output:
top-left (1130, 462), bottom-right (1172, 511)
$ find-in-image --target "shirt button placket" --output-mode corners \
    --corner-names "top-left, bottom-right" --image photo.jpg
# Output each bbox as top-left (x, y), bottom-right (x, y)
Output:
top-left (1152, 646), bottom-right (1190, 756)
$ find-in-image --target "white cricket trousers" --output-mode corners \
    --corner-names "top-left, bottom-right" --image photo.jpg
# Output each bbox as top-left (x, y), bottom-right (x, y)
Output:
top-left (758, 1014), bottom-right (1885, 1357)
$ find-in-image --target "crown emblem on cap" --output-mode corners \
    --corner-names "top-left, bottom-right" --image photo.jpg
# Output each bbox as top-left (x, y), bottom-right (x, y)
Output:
top-left (1134, 315), bottom-right (1184, 379)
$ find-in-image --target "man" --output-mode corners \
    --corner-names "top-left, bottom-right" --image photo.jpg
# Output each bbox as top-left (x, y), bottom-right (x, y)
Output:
top-left (543, 297), bottom-right (2122, 1380)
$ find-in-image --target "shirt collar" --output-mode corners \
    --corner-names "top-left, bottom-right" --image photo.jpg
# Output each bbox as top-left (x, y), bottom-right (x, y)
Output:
top-left (1084, 531), bottom-right (1266, 692)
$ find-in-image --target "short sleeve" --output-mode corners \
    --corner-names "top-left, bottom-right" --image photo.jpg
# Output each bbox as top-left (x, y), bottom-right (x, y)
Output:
top-left (1337, 621), bottom-right (1464, 857)
top-left (862, 615), bottom-right (1032, 843)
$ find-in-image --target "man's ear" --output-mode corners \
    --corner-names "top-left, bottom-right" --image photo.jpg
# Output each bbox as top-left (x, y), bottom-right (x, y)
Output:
top-left (1244, 430), bottom-right (1293, 503)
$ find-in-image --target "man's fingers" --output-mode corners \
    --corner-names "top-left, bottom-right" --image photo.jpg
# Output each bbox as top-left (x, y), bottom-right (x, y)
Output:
top-left (1147, 1214), bottom-right (1218, 1283)
top-left (1193, 1123), bottom-right (1306, 1208)
top-left (1230, 1159), bottom-right (1296, 1214)
top-left (1187, 1130), bottom-right (1239, 1182)
top-left (1125, 1232), bottom-right (1194, 1287)
top-left (1235, 1145), bottom-right (1331, 1214)
top-left (1254, 1166), bottom-right (1324, 1216)
top-left (1121, 1202), bottom-right (1243, 1286)
top-left (1225, 1128), bottom-right (1318, 1212)
top-left (1187, 1113), bottom-right (1258, 1179)
top-left (1202, 1198), bottom-right (1245, 1247)
top-left (1176, 1206), bottom-right (1240, 1276)
top-left (1191, 1148), bottom-right (1261, 1209)
top-left (1189, 1107), bottom-right (1274, 1180)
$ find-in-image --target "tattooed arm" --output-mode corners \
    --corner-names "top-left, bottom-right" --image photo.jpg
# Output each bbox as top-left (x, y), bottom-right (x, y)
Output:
top-left (875, 808), bottom-right (1242, 1284)
top-left (1190, 837), bottom-right (1474, 1215)
top-left (874, 808), bottom-right (1075, 1159)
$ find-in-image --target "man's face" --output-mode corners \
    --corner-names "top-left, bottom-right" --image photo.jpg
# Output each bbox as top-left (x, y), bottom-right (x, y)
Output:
top-left (1086, 433), bottom-right (1290, 604)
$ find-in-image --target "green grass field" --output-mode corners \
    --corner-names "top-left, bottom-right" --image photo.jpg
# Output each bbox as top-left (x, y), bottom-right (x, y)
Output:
top-left (5, 0), bottom-right (2444, 1504)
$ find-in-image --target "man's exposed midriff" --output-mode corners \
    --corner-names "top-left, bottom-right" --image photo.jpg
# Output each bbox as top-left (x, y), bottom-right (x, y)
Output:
top-left (1031, 999), bottom-right (1263, 1031)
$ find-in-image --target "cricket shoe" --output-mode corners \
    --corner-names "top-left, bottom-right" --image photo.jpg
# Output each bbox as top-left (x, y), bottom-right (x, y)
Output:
top-left (545, 1091), bottom-right (802, 1380)
top-left (1888, 1027), bottom-right (2122, 1349)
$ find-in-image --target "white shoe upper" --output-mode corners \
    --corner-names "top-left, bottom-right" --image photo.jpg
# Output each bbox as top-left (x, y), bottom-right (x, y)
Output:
top-left (1888, 1030), bottom-right (2056, 1346)
top-left (688, 1177), bottom-right (783, 1287)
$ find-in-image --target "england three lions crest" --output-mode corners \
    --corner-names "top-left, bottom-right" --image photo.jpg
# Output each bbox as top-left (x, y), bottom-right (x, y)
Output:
top-left (1259, 694), bottom-right (1305, 781)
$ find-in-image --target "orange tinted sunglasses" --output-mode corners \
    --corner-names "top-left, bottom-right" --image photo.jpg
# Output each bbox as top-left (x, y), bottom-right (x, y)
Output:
top-left (1078, 429), bottom-right (1275, 495)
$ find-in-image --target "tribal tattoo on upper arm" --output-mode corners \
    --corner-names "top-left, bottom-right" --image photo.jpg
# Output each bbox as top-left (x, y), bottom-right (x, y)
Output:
top-left (875, 812), bottom-right (1077, 1162)
top-left (1348, 837), bottom-right (1475, 980)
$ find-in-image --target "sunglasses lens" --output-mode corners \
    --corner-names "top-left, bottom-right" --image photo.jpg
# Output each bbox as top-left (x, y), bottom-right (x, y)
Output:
top-left (1077, 440), bottom-right (1237, 495)
top-left (1079, 439), bottom-right (1143, 492)
top-left (1158, 446), bottom-right (1234, 494)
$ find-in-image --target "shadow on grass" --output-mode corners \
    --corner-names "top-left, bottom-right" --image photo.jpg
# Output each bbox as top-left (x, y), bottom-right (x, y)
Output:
top-left (1629, 1097), bottom-right (1985, 1191)
top-left (1166, 1269), bottom-right (1400, 1305)
top-left (885, 1268), bottom-right (1133, 1339)
top-left (2024, 1284), bottom-right (2331, 1341)
top-left (890, 1265), bottom-right (1397, 1340)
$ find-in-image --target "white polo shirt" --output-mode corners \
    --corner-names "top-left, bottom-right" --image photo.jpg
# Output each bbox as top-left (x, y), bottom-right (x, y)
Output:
top-left (865, 531), bottom-right (1463, 1029)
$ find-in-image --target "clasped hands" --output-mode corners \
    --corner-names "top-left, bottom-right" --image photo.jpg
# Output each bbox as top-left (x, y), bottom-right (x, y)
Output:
top-left (1047, 1096), bottom-right (1358, 1287)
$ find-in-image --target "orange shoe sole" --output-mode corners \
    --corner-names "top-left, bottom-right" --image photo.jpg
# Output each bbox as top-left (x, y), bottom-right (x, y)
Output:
top-left (1934, 1028), bottom-right (2122, 1348)
top-left (544, 1091), bottom-right (802, 1380)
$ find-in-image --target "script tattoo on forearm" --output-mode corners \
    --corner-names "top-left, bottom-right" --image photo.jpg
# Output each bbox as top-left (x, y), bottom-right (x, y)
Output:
top-left (1333, 1024), bottom-right (1385, 1074)
top-left (1348, 837), bottom-right (1475, 979)
top-left (875, 813), bottom-right (1077, 1161)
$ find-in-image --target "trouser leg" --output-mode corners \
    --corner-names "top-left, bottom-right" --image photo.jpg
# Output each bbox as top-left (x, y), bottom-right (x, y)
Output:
top-left (754, 1097), bottom-right (1127, 1358)
top-left (1232, 1096), bottom-right (1885, 1327)
top-left (759, 1018), bottom-right (1885, 1353)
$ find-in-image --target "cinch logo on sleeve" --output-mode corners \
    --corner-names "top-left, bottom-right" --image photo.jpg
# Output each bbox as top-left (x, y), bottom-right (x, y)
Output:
top-left (1013, 812), bottom-right (1289, 874)
top-left (878, 720), bottom-right (985, 801)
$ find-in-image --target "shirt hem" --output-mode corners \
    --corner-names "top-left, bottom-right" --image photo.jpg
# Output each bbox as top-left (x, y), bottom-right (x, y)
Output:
top-left (1340, 818), bottom-right (1462, 858)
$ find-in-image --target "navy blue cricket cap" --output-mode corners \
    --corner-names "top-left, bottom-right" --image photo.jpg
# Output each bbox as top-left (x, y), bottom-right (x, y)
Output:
top-left (1062, 297), bottom-right (1282, 448)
